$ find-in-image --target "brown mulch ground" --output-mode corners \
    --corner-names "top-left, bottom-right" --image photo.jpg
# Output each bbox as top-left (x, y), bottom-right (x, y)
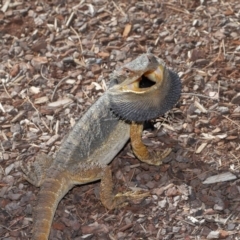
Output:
top-left (0, 0), bottom-right (240, 239)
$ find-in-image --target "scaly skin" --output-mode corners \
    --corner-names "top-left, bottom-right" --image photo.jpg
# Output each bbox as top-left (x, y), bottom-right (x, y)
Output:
top-left (21, 53), bottom-right (181, 240)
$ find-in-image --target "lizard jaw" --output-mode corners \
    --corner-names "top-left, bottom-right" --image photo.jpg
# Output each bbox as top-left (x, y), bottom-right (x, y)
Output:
top-left (120, 65), bottom-right (164, 94)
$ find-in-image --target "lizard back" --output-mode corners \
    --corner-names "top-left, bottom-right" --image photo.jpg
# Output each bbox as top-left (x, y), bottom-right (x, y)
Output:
top-left (54, 93), bottom-right (130, 169)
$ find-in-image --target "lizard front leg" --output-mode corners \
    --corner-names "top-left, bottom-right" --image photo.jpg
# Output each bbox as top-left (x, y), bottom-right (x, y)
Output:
top-left (100, 166), bottom-right (149, 210)
top-left (130, 123), bottom-right (171, 166)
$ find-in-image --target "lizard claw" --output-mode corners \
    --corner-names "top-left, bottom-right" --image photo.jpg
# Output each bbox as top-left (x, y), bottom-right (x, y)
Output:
top-left (113, 190), bottom-right (150, 208)
top-left (143, 147), bottom-right (172, 166)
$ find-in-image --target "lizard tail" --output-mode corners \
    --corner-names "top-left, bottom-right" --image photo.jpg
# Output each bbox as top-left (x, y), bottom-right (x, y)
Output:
top-left (32, 170), bottom-right (72, 240)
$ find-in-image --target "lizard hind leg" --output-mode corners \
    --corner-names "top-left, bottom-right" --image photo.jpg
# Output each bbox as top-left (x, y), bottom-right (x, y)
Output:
top-left (130, 123), bottom-right (171, 166)
top-left (100, 166), bottom-right (149, 210)
top-left (20, 153), bottom-right (54, 187)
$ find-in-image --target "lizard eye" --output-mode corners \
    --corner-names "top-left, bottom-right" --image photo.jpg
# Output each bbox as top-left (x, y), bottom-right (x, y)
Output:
top-left (123, 67), bottom-right (132, 75)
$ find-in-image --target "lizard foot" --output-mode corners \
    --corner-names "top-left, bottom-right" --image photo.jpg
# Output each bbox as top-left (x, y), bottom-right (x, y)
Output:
top-left (130, 123), bottom-right (172, 166)
top-left (111, 190), bottom-right (150, 209)
top-left (144, 147), bottom-right (172, 166)
top-left (100, 166), bottom-right (149, 210)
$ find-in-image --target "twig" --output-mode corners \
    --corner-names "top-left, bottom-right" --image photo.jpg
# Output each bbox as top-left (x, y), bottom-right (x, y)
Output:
top-left (140, 223), bottom-right (147, 233)
top-left (91, 29), bottom-right (99, 43)
top-left (222, 39), bottom-right (225, 55)
top-left (181, 92), bottom-right (217, 100)
top-left (204, 39), bottom-right (224, 69)
top-left (112, 1), bottom-right (126, 17)
top-left (129, 168), bottom-right (136, 182)
top-left (230, 152), bottom-right (239, 166)
top-left (223, 213), bottom-right (233, 225)
top-left (0, 224), bottom-right (11, 231)
top-left (40, 65), bottom-right (51, 82)
top-left (66, 11), bottom-right (75, 27)
top-left (165, 3), bottom-right (191, 15)
top-left (11, 70), bottom-right (24, 83)
top-left (222, 115), bottom-right (240, 128)
top-left (82, 89), bottom-right (90, 99)
top-left (25, 96), bottom-right (50, 133)
top-left (178, 219), bottom-right (196, 227)
top-left (25, 96), bottom-right (40, 116)
top-left (51, 76), bottom-right (69, 101)
top-left (70, 26), bottom-right (85, 65)
top-left (2, 82), bottom-right (12, 99)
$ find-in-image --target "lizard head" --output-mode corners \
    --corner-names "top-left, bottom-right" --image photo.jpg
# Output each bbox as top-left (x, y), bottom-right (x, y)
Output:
top-left (108, 53), bottom-right (181, 122)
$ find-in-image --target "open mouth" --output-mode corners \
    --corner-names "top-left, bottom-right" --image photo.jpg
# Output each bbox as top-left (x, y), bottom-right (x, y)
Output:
top-left (121, 65), bottom-right (164, 93)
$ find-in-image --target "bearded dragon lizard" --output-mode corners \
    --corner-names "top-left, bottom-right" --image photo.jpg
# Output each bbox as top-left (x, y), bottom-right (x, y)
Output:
top-left (21, 53), bottom-right (181, 240)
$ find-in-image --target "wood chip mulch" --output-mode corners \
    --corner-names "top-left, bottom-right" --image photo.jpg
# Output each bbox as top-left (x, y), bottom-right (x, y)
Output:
top-left (0, 0), bottom-right (240, 239)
